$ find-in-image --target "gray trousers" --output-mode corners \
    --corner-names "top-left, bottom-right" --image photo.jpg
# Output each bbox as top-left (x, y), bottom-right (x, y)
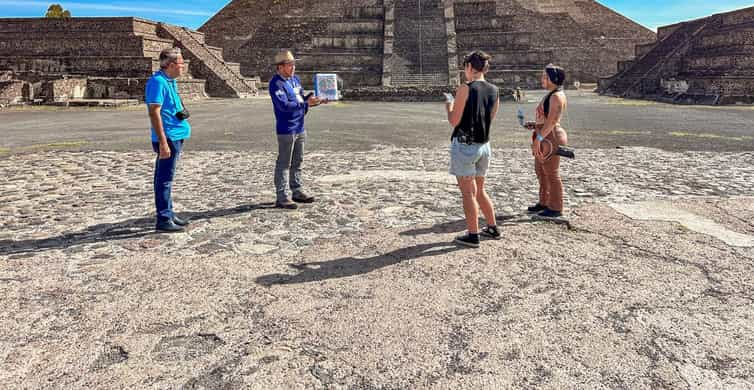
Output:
top-left (275, 132), bottom-right (306, 202)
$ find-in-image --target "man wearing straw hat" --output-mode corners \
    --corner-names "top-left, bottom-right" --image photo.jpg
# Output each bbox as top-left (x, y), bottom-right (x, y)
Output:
top-left (269, 49), bottom-right (323, 209)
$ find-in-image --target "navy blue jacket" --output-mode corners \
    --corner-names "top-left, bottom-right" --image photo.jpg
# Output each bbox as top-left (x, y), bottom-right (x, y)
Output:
top-left (269, 73), bottom-right (309, 134)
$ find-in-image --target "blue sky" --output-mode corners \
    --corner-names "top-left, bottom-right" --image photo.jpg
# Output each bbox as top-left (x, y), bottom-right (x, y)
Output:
top-left (0, 1), bottom-right (753, 31)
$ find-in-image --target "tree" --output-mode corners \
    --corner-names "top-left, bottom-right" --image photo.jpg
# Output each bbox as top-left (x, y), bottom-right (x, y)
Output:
top-left (45, 4), bottom-right (72, 18)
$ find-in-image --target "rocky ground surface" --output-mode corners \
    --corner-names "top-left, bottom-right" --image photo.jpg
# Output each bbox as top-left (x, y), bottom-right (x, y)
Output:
top-left (1, 146), bottom-right (753, 389)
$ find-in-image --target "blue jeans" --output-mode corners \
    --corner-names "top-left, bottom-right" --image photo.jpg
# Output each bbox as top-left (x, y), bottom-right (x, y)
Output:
top-left (152, 139), bottom-right (183, 223)
top-left (275, 132), bottom-right (306, 202)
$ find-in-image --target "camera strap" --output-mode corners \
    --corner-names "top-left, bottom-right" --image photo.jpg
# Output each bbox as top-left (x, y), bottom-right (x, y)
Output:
top-left (175, 84), bottom-right (185, 112)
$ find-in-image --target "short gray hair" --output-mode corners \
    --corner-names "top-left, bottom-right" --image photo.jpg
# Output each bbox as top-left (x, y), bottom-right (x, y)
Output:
top-left (159, 47), bottom-right (182, 69)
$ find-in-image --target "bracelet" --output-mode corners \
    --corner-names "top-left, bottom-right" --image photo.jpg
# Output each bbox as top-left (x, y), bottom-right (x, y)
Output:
top-left (536, 133), bottom-right (545, 142)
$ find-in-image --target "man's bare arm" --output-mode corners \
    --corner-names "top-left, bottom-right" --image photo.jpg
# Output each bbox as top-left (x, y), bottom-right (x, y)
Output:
top-left (149, 104), bottom-right (171, 159)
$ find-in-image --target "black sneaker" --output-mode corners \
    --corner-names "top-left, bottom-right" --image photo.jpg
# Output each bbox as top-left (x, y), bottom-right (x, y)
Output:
top-left (527, 203), bottom-right (546, 214)
top-left (292, 192), bottom-right (315, 203)
top-left (480, 225), bottom-right (501, 239)
top-left (172, 215), bottom-right (190, 226)
top-left (275, 199), bottom-right (299, 209)
top-left (537, 208), bottom-right (563, 218)
top-left (155, 220), bottom-right (185, 233)
top-left (454, 233), bottom-right (480, 248)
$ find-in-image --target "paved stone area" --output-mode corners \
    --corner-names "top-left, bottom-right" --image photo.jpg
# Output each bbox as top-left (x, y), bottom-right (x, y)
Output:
top-left (2, 94), bottom-right (754, 388)
top-left (1, 144), bottom-right (753, 388)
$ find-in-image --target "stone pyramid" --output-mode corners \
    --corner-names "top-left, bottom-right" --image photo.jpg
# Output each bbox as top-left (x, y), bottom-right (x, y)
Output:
top-left (200, 0), bottom-right (655, 89)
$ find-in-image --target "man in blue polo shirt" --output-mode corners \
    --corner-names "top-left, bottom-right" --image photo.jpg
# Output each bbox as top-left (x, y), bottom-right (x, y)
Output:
top-left (145, 47), bottom-right (191, 232)
top-left (269, 50), bottom-right (324, 209)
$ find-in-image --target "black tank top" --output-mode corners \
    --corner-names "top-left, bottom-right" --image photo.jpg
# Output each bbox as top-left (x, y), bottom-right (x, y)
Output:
top-left (452, 80), bottom-right (498, 144)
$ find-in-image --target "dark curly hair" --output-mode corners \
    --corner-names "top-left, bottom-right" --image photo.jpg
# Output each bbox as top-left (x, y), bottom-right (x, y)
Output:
top-left (463, 51), bottom-right (492, 72)
top-left (545, 64), bottom-right (566, 87)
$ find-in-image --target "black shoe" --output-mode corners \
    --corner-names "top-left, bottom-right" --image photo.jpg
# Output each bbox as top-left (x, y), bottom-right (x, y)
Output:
top-left (537, 208), bottom-right (563, 218)
top-left (156, 220), bottom-right (185, 233)
top-left (172, 215), bottom-right (190, 226)
top-left (480, 225), bottom-right (501, 239)
top-left (275, 200), bottom-right (299, 209)
top-left (527, 203), bottom-right (546, 214)
top-left (292, 192), bottom-right (315, 203)
top-left (454, 233), bottom-right (480, 248)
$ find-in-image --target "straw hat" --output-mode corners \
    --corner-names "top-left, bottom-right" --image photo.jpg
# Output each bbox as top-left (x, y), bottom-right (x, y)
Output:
top-left (274, 50), bottom-right (297, 65)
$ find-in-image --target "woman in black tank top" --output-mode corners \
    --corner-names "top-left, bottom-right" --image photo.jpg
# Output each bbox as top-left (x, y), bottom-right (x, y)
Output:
top-left (444, 51), bottom-right (501, 248)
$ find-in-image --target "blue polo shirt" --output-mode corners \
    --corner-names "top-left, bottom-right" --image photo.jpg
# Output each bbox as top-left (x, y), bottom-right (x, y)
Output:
top-left (145, 70), bottom-right (191, 142)
top-left (269, 73), bottom-right (308, 135)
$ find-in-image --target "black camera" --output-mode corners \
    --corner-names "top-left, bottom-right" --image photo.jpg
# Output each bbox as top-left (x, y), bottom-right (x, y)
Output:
top-left (175, 109), bottom-right (190, 121)
top-left (556, 146), bottom-right (575, 159)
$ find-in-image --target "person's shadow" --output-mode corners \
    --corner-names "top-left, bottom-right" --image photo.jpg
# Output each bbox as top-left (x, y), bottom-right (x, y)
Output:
top-left (399, 214), bottom-right (536, 237)
top-left (255, 241), bottom-right (468, 286)
top-left (0, 202), bottom-right (275, 256)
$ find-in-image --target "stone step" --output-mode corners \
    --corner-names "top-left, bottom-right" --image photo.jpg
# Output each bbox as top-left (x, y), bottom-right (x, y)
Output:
top-left (79, 76), bottom-right (207, 101)
top-left (391, 73), bottom-right (449, 87)
top-left (460, 50), bottom-right (554, 65)
top-left (286, 70), bottom-right (382, 89)
top-left (312, 35), bottom-right (383, 49)
top-left (343, 6), bottom-right (385, 19)
top-left (605, 18), bottom-right (711, 95)
top-left (454, 17), bottom-right (515, 32)
top-left (0, 56), bottom-right (167, 78)
top-left (186, 29), bottom-right (206, 44)
top-left (295, 53), bottom-right (383, 68)
top-left (0, 35), bottom-right (157, 57)
top-left (204, 45), bottom-right (224, 59)
top-left (453, 1), bottom-right (498, 16)
top-left (694, 28), bottom-right (754, 49)
top-left (0, 17), bottom-right (149, 34)
top-left (456, 31), bottom-right (534, 50)
top-left (225, 62), bottom-right (241, 73)
top-left (158, 23), bottom-right (257, 98)
top-left (485, 69), bottom-right (545, 89)
top-left (327, 20), bottom-right (384, 34)
top-left (394, 0), bottom-right (443, 10)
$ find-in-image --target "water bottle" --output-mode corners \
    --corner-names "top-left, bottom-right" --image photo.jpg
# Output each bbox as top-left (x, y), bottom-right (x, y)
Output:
top-left (516, 108), bottom-right (525, 127)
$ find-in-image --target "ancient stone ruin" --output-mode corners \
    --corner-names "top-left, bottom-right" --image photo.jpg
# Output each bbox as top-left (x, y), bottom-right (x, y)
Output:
top-left (199, 0), bottom-right (655, 89)
top-left (599, 6), bottom-right (754, 105)
top-left (0, 17), bottom-right (258, 105)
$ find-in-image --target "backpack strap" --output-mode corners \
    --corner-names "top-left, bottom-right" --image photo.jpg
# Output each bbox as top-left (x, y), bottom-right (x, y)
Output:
top-left (543, 88), bottom-right (563, 118)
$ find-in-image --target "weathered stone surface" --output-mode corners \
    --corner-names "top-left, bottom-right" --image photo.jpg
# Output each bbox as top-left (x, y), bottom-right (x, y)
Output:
top-left (199, 0), bottom-right (654, 89)
top-left (0, 17), bottom-right (257, 102)
top-left (0, 146), bottom-right (753, 388)
top-left (1, 95), bottom-right (753, 387)
top-left (0, 79), bottom-right (24, 104)
top-left (611, 201), bottom-right (754, 247)
top-left (600, 6), bottom-right (754, 105)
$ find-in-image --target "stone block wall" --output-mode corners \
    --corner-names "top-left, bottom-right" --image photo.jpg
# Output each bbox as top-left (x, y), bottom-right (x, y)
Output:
top-left (202, 0), bottom-right (386, 88)
top-left (0, 80), bottom-right (24, 104)
top-left (200, 0), bottom-right (654, 89)
top-left (86, 77), bottom-right (206, 100)
top-left (600, 6), bottom-right (754, 104)
top-left (0, 17), bottom-right (253, 100)
top-left (0, 57), bottom-right (158, 78)
top-left (390, 0), bottom-right (451, 86)
top-left (38, 78), bottom-right (87, 102)
top-left (451, 0), bottom-right (654, 87)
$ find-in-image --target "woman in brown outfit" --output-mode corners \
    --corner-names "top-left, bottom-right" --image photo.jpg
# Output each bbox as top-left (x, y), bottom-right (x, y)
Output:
top-left (527, 64), bottom-right (568, 218)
